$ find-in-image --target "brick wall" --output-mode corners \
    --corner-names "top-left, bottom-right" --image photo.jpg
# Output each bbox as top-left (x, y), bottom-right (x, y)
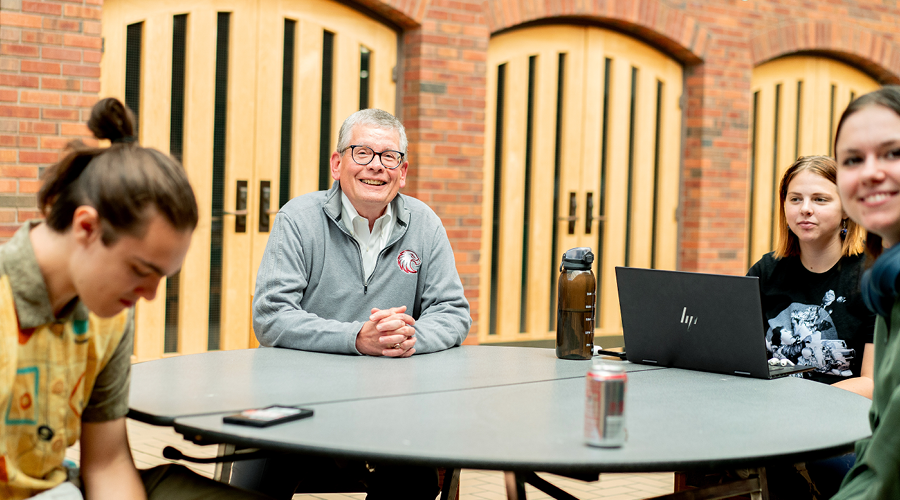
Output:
top-left (397, 0), bottom-right (489, 343)
top-left (0, 0), bottom-right (101, 239)
top-left (3, 0), bottom-right (900, 340)
top-left (678, 0), bottom-right (900, 274)
top-left (481, 0), bottom-right (900, 279)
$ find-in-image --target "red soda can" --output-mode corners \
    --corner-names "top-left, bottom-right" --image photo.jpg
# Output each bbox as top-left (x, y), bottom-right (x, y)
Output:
top-left (584, 361), bottom-right (626, 447)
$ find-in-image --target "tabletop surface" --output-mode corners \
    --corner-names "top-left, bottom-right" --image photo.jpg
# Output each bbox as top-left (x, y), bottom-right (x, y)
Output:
top-left (172, 366), bottom-right (872, 474)
top-left (129, 345), bottom-right (661, 424)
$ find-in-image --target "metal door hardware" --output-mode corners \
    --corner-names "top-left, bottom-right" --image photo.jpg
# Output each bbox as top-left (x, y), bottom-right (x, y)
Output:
top-left (224, 180), bottom-right (248, 233)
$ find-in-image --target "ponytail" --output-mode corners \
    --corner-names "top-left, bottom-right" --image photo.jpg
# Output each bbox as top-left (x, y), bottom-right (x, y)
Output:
top-left (38, 97), bottom-right (198, 244)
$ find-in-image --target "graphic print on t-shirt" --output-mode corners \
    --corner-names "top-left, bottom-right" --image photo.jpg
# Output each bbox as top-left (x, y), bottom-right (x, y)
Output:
top-left (764, 290), bottom-right (855, 377)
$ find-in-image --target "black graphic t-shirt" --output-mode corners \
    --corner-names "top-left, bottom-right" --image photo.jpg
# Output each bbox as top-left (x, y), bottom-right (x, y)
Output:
top-left (747, 252), bottom-right (875, 384)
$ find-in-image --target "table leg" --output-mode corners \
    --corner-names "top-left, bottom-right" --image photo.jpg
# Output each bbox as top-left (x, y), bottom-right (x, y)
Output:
top-left (505, 471), bottom-right (526, 500)
top-left (750, 467), bottom-right (769, 500)
top-left (644, 468), bottom-right (769, 500)
top-left (440, 468), bottom-right (461, 500)
top-left (213, 443), bottom-right (236, 483)
top-left (504, 472), bottom-right (580, 500)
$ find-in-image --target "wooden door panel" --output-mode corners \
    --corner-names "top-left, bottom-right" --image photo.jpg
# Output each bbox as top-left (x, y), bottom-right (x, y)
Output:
top-left (102, 0), bottom-right (397, 360)
top-left (749, 57), bottom-right (879, 266)
top-left (482, 26), bottom-right (683, 343)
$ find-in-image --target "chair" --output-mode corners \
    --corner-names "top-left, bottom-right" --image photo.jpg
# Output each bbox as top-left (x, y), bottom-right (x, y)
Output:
top-left (167, 444), bottom-right (461, 499)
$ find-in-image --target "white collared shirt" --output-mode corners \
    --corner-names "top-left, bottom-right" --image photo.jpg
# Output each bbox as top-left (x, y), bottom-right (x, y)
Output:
top-left (340, 193), bottom-right (394, 279)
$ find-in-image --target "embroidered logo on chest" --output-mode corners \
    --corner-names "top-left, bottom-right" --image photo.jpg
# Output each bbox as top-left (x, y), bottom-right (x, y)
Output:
top-left (397, 250), bottom-right (421, 274)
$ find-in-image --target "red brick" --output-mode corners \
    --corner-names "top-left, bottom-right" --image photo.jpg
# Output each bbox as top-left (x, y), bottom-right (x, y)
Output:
top-left (83, 50), bottom-right (100, 63)
top-left (40, 136), bottom-right (70, 149)
top-left (18, 210), bottom-right (41, 220)
top-left (0, 28), bottom-right (19, 42)
top-left (82, 80), bottom-right (100, 92)
top-left (1, 44), bottom-right (40, 57)
top-left (63, 34), bottom-right (101, 49)
top-left (20, 30), bottom-right (38, 43)
top-left (60, 94), bottom-right (97, 107)
top-left (62, 64), bottom-right (99, 78)
top-left (19, 151), bottom-right (59, 164)
top-left (0, 106), bottom-right (39, 119)
top-left (0, 13), bottom-right (43, 29)
top-left (42, 108), bottom-right (78, 120)
top-left (39, 32), bottom-right (64, 45)
top-left (60, 122), bottom-right (89, 136)
top-left (0, 181), bottom-right (15, 193)
top-left (18, 180), bottom-right (41, 194)
top-left (0, 59), bottom-right (18, 71)
top-left (0, 73), bottom-right (39, 88)
top-left (0, 165), bottom-right (38, 178)
top-left (22, 1), bottom-right (63, 16)
top-left (19, 121), bottom-right (57, 135)
top-left (83, 21), bottom-right (101, 35)
top-left (42, 47), bottom-right (82, 62)
top-left (0, 150), bottom-right (15, 162)
top-left (63, 5), bottom-right (102, 20)
top-left (0, 226), bottom-right (18, 238)
top-left (43, 18), bottom-right (81, 32)
top-left (20, 91), bottom-right (59, 105)
top-left (41, 77), bottom-right (80, 91)
top-left (21, 60), bottom-right (60, 75)
top-left (0, 135), bottom-right (14, 147)
top-left (18, 135), bottom-right (37, 148)
top-left (0, 90), bottom-right (16, 102)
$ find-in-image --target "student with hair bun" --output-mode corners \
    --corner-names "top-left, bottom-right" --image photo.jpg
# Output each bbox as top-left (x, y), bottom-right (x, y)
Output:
top-left (0, 97), bottom-right (269, 499)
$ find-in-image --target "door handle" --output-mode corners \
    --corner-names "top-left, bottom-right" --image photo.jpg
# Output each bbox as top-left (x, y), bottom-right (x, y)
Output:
top-left (585, 192), bottom-right (594, 235)
top-left (567, 192), bottom-right (577, 235)
top-left (233, 180), bottom-right (248, 233)
top-left (259, 181), bottom-right (271, 233)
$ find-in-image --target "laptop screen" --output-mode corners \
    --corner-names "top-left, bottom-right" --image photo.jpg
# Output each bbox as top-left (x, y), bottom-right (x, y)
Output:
top-left (615, 266), bottom-right (772, 378)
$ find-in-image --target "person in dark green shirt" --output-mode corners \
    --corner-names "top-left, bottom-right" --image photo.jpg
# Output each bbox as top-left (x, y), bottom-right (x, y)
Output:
top-left (833, 85), bottom-right (900, 499)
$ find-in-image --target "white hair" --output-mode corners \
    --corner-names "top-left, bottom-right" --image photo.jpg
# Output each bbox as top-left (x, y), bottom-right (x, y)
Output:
top-left (335, 108), bottom-right (408, 155)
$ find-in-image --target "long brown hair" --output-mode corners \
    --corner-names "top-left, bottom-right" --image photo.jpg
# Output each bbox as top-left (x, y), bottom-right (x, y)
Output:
top-left (834, 85), bottom-right (900, 261)
top-left (38, 98), bottom-right (198, 244)
top-left (773, 155), bottom-right (865, 259)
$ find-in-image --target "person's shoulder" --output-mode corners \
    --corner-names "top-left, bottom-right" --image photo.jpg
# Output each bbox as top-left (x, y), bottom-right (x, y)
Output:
top-left (837, 252), bottom-right (868, 278)
top-left (749, 251), bottom-right (780, 275)
top-left (282, 190), bottom-right (328, 210)
top-left (278, 190), bottom-right (329, 221)
top-left (841, 252), bottom-right (867, 267)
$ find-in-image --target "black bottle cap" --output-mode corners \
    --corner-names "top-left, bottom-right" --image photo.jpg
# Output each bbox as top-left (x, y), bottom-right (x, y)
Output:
top-left (560, 247), bottom-right (594, 271)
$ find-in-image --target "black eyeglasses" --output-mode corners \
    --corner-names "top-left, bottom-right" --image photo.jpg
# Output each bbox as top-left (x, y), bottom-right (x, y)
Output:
top-left (342, 145), bottom-right (405, 170)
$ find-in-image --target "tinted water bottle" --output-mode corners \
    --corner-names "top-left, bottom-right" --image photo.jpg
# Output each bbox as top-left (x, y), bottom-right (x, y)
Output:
top-left (556, 247), bottom-right (596, 360)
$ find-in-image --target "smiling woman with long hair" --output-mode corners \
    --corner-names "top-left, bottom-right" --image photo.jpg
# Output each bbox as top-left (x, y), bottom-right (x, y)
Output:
top-left (744, 156), bottom-right (875, 500)
top-left (832, 85), bottom-right (900, 500)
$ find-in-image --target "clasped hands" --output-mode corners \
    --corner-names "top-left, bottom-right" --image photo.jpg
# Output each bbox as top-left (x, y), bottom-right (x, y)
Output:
top-left (355, 305), bottom-right (416, 357)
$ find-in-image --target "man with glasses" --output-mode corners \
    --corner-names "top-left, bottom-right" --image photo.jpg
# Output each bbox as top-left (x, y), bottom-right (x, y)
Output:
top-left (236, 109), bottom-right (470, 498)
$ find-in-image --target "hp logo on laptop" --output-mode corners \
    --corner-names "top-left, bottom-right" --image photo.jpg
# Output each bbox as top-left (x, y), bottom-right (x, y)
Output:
top-left (680, 307), bottom-right (698, 331)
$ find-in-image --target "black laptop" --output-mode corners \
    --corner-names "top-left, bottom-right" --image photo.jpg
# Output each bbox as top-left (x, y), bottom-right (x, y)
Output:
top-left (614, 266), bottom-right (811, 379)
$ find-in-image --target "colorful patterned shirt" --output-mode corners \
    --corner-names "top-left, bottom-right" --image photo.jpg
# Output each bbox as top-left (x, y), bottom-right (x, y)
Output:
top-left (0, 221), bottom-right (133, 499)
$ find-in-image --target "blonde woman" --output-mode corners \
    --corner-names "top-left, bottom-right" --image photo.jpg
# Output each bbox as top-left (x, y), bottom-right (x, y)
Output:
top-left (749, 156), bottom-right (875, 398)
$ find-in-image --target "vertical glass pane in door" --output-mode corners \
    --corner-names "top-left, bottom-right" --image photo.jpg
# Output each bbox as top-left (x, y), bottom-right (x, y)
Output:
top-left (208, 12), bottom-right (231, 351)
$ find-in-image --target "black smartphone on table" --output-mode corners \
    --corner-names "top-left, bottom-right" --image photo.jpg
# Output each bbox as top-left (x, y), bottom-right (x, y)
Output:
top-left (223, 405), bottom-right (314, 427)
